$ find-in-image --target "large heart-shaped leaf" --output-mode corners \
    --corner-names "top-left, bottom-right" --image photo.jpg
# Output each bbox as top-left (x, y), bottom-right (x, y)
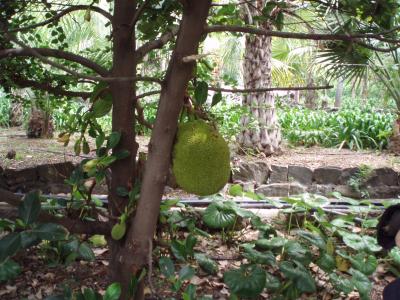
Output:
top-left (0, 233), bottom-right (21, 262)
top-left (348, 253), bottom-right (377, 275)
top-left (159, 257), bottom-right (175, 279)
top-left (19, 191), bottom-right (41, 225)
top-left (317, 253), bottom-right (335, 273)
top-left (329, 273), bottom-right (354, 294)
top-left (0, 259), bottom-right (21, 282)
top-left (78, 242), bottom-right (95, 261)
top-left (194, 253), bottom-right (218, 275)
top-left (265, 272), bottom-right (281, 291)
top-left (349, 268), bottom-right (372, 300)
top-left (32, 223), bottom-right (68, 241)
top-left (224, 264), bottom-right (266, 298)
top-left (296, 230), bottom-right (326, 250)
top-left (255, 237), bottom-right (286, 250)
top-left (279, 261), bottom-right (316, 293)
top-left (202, 201), bottom-right (236, 229)
top-left (341, 232), bottom-right (381, 252)
top-left (242, 244), bottom-right (276, 266)
top-left (285, 241), bottom-right (312, 265)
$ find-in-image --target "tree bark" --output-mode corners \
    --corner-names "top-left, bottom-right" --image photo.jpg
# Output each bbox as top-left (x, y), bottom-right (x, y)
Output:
top-left (335, 77), bottom-right (344, 108)
top-left (117, 0), bottom-right (211, 298)
top-left (108, 0), bottom-right (139, 293)
top-left (238, 0), bottom-right (281, 155)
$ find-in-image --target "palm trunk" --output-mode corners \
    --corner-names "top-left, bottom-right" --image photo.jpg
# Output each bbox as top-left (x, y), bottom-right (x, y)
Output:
top-left (238, 0), bottom-right (281, 155)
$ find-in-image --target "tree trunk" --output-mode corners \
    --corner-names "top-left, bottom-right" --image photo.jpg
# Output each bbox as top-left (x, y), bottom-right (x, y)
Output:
top-left (108, 0), bottom-right (138, 294)
top-left (334, 77), bottom-right (344, 108)
top-left (114, 1), bottom-right (212, 298)
top-left (238, 0), bottom-right (281, 155)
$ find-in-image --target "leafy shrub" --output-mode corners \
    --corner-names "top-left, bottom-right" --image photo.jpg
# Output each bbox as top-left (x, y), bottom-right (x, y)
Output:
top-left (279, 106), bottom-right (394, 150)
top-left (0, 92), bottom-right (11, 127)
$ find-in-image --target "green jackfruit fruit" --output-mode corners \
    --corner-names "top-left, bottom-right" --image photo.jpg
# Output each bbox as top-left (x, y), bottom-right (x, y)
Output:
top-left (172, 120), bottom-right (230, 196)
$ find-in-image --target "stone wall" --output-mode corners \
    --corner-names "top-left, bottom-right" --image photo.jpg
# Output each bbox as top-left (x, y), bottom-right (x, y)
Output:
top-left (232, 161), bottom-right (400, 199)
top-left (0, 162), bottom-right (75, 194)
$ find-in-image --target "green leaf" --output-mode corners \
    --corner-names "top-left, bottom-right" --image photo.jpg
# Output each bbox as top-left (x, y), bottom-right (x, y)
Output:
top-left (211, 92), bottom-right (222, 107)
top-left (228, 184), bottom-right (243, 197)
top-left (92, 97), bottom-right (112, 118)
top-left (74, 139), bottom-right (82, 156)
top-left (179, 265), bottom-right (195, 281)
top-left (279, 261), bottom-right (316, 293)
top-left (194, 253), bottom-right (218, 275)
top-left (275, 11), bottom-right (284, 31)
top-left (89, 235), bottom-right (107, 247)
top-left (104, 283), bottom-right (121, 300)
top-left (183, 284), bottom-right (196, 300)
top-left (82, 140), bottom-right (90, 154)
top-left (18, 191), bottom-right (41, 225)
top-left (341, 232), bottom-right (381, 252)
top-left (329, 273), bottom-right (354, 294)
top-left (348, 253), bottom-right (377, 275)
top-left (265, 272), bottom-right (280, 291)
top-left (317, 253), bottom-right (336, 273)
top-left (107, 132), bottom-right (121, 149)
top-left (96, 132), bottom-right (105, 149)
top-left (83, 288), bottom-right (97, 300)
top-left (185, 234), bottom-right (197, 257)
top-left (349, 268), bottom-right (372, 300)
top-left (255, 237), bottom-right (286, 250)
top-left (0, 259), bottom-right (21, 282)
top-left (32, 223), bottom-right (68, 241)
top-left (20, 231), bottom-right (38, 248)
top-left (296, 230), bottom-right (326, 250)
top-left (159, 257), bottom-right (175, 279)
top-left (389, 247), bottom-right (400, 266)
top-left (194, 81), bottom-right (208, 106)
top-left (202, 201), bottom-right (236, 229)
top-left (171, 240), bottom-right (187, 261)
top-left (285, 241), bottom-right (312, 265)
top-left (242, 244), bottom-right (276, 266)
top-left (78, 242), bottom-right (95, 261)
top-left (0, 233), bottom-right (21, 262)
top-left (224, 264), bottom-right (266, 298)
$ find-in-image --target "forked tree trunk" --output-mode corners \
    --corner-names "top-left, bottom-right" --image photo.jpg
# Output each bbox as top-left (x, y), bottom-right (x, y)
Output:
top-left (108, 0), bottom-right (138, 295)
top-left (238, 0), bottom-right (281, 155)
top-left (110, 1), bottom-right (212, 298)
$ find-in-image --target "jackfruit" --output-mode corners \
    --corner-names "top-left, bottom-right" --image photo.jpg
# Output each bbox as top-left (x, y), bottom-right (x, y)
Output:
top-left (172, 120), bottom-right (230, 196)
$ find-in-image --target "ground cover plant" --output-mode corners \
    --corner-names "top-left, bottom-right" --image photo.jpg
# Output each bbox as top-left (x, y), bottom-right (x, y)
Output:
top-left (279, 106), bottom-right (394, 150)
top-left (1, 190), bottom-right (398, 299)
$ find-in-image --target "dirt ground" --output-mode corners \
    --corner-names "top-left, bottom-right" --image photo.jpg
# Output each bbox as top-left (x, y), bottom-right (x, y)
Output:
top-left (1, 127), bottom-right (400, 171)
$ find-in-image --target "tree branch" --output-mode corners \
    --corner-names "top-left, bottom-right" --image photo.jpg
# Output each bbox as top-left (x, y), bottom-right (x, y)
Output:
top-left (8, 76), bottom-right (92, 98)
top-left (205, 25), bottom-right (400, 45)
top-left (3, 5), bottom-right (113, 34)
top-left (135, 27), bottom-right (179, 62)
top-left (0, 48), bottom-right (109, 76)
top-left (130, 0), bottom-right (152, 28)
top-left (0, 188), bottom-right (111, 236)
top-left (209, 85), bottom-right (333, 93)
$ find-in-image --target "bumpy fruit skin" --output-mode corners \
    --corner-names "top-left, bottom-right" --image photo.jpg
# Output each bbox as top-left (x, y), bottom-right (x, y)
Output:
top-left (172, 120), bottom-right (230, 196)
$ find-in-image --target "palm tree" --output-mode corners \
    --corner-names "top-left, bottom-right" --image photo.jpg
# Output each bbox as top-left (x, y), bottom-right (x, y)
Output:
top-left (238, 0), bottom-right (281, 155)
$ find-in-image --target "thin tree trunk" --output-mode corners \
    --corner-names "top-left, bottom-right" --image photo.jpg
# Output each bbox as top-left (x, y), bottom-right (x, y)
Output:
top-left (117, 1), bottom-right (212, 298)
top-left (361, 67), bottom-right (368, 103)
top-left (108, 0), bottom-right (138, 294)
top-left (335, 77), bottom-right (344, 108)
top-left (238, 0), bottom-right (281, 155)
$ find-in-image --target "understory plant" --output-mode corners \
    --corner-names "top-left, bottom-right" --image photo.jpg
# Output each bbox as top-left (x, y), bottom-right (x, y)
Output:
top-left (279, 106), bottom-right (394, 150)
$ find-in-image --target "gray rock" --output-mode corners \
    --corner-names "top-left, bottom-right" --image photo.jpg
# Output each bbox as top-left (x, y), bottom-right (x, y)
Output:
top-left (256, 182), bottom-right (306, 197)
top-left (308, 184), bottom-right (335, 197)
top-left (37, 162), bottom-right (75, 183)
top-left (288, 165), bottom-right (313, 185)
top-left (256, 183), bottom-right (289, 197)
top-left (365, 168), bottom-right (399, 186)
top-left (4, 168), bottom-right (38, 185)
top-left (269, 165), bottom-right (288, 183)
top-left (339, 167), bottom-right (359, 185)
top-left (313, 167), bottom-right (342, 185)
top-left (367, 186), bottom-right (400, 198)
top-left (333, 185), bottom-right (361, 199)
top-left (232, 161), bottom-right (269, 185)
